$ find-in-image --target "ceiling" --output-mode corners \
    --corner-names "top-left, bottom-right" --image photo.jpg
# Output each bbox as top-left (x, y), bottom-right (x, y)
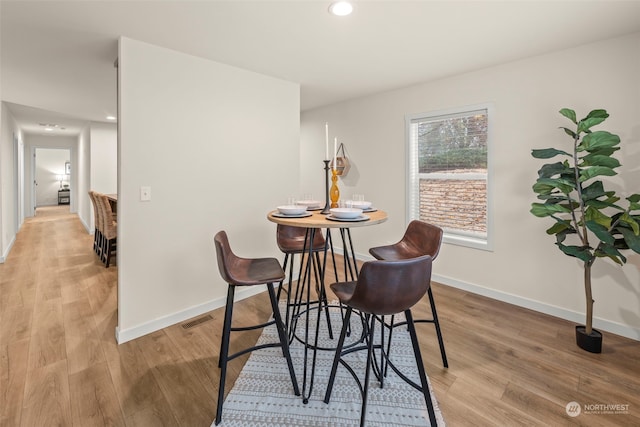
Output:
top-left (2, 1), bottom-right (640, 136)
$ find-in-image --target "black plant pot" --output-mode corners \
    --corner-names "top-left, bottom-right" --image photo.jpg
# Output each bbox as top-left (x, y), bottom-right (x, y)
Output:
top-left (575, 325), bottom-right (602, 353)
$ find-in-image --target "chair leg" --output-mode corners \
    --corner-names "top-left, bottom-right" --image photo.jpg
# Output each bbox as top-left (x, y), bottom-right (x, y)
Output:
top-left (314, 251), bottom-right (333, 340)
top-left (266, 283), bottom-right (300, 396)
top-left (427, 287), bottom-right (448, 368)
top-left (405, 309), bottom-right (438, 427)
top-left (215, 285), bottom-right (235, 426)
top-left (105, 238), bottom-right (116, 268)
top-left (323, 307), bottom-right (353, 404)
top-left (359, 314), bottom-right (376, 427)
top-left (277, 253), bottom-right (290, 301)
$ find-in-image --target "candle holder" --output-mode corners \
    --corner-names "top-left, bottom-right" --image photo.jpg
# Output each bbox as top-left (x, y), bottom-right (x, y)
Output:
top-left (321, 160), bottom-right (331, 214)
top-left (330, 168), bottom-right (340, 208)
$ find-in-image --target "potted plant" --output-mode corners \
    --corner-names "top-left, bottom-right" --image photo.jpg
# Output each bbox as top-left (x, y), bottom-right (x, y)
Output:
top-left (530, 108), bottom-right (640, 353)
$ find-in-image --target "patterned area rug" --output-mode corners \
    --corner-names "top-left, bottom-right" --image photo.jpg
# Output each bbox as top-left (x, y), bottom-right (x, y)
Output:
top-left (215, 304), bottom-right (445, 426)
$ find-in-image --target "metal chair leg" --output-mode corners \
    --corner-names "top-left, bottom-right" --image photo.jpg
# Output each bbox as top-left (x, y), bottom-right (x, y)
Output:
top-left (406, 309), bottom-right (438, 427)
top-left (215, 286), bottom-right (235, 425)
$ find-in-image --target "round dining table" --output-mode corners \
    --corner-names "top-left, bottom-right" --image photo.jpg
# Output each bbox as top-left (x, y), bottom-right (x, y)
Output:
top-left (267, 208), bottom-right (388, 403)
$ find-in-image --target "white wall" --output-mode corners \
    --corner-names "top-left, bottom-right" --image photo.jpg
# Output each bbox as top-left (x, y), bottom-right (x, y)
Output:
top-left (116, 37), bottom-right (300, 342)
top-left (0, 102), bottom-right (19, 261)
top-left (301, 33), bottom-right (640, 339)
top-left (90, 122), bottom-right (117, 194)
top-left (76, 125), bottom-right (91, 232)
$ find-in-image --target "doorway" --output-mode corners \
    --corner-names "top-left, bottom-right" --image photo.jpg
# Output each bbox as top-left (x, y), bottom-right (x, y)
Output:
top-left (33, 148), bottom-right (71, 214)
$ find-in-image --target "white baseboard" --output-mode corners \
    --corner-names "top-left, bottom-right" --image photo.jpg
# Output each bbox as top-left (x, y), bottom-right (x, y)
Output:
top-left (432, 273), bottom-right (640, 341)
top-left (115, 285), bottom-right (266, 344)
top-left (0, 236), bottom-right (16, 263)
top-left (79, 216), bottom-right (92, 234)
top-left (351, 247), bottom-right (640, 341)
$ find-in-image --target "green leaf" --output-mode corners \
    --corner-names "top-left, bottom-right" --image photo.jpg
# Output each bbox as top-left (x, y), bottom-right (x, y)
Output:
top-left (532, 148), bottom-right (571, 159)
top-left (586, 220), bottom-right (615, 244)
top-left (546, 221), bottom-right (574, 235)
top-left (627, 194), bottom-right (640, 203)
top-left (579, 166), bottom-right (616, 182)
top-left (578, 117), bottom-right (608, 133)
top-left (532, 182), bottom-right (554, 196)
top-left (561, 127), bottom-right (577, 138)
top-left (585, 198), bottom-right (622, 210)
top-left (556, 242), bottom-right (594, 262)
top-left (619, 212), bottom-right (640, 235)
top-left (534, 178), bottom-right (576, 194)
top-left (584, 147), bottom-right (620, 157)
top-left (618, 228), bottom-right (640, 253)
top-left (594, 243), bottom-right (626, 265)
top-left (530, 202), bottom-right (571, 217)
top-left (580, 131), bottom-right (621, 152)
top-left (559, 108), bottom-right (577, 124)
top-left (580, 154), bottom-right (621, 169)
top-left (584, 109), bottom-right (609, 120)
top-left (584, 206), bottom-right (612, 228)
top-left (581, 181), bottom-right (606, 200)
top-left (537, 162), bottom-right (570, 179)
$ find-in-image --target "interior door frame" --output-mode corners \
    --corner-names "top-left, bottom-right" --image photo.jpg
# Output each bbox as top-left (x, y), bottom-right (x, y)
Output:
top-left (30, 145), bottom-right (74, 215)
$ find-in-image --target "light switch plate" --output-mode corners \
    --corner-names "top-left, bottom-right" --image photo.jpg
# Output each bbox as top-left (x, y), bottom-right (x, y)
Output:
top-left (140, 186), bottom-right (151, 201)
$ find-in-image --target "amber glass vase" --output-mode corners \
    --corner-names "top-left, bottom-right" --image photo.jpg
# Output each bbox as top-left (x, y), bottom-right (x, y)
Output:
top-left (330, 169), bottom-right (340, 208)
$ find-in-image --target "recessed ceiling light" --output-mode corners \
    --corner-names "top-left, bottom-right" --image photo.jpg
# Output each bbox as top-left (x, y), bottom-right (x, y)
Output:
top-left (106, 115), bottom-right (116, 121)
top-left (45, 128), bottom-right (54, 132)
top-left (329, 1), bottom-right (353, 16)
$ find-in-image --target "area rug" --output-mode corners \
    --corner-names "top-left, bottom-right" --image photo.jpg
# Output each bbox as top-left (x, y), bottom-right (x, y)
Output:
top-left (215, 303), bottom-right (445, 426)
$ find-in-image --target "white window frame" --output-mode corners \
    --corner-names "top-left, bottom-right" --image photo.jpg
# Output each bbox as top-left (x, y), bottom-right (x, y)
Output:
top-left (405, 103), bottom-right (494, 251)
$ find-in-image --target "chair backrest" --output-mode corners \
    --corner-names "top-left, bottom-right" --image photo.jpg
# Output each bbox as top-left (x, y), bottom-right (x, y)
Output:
top-left (402, 220), bottom-right (443, 260)
top-left (276, 224), bottom-right (325, 253)
top-left (88, 191), bottom-right (99, 230)
top-left (214, 230), bottom-right (238, 284)
top-left (96, 193), bottom-right (117, 239)
top-left (93, 191), bottom-right (105, 233)
top-left (347, 254), bottom-right (433, 316)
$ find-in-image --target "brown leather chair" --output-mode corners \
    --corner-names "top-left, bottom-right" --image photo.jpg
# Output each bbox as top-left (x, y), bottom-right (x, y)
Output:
top-left (369, 220), bottom-right (448, 368)
top-left (213, 231), bottom-right (299, 425)
top-left (323, 255), bottom-right (438, 427)
top-left (275, 225), bottom-right (331, 335)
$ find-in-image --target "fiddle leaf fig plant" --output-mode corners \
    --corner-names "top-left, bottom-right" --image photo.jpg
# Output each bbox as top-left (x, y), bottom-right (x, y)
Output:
top-left (530, 108), bottom-right (640, 339)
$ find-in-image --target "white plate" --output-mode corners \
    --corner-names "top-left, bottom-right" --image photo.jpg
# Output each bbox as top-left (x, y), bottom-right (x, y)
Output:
top-left (277, 205), bottom-right (308, 215)
top-left (362, 207), bottom-right (377, 213)
top-left (330, 207), bottom-right (363, 219)
top-left (326, 214), bottom-right (370, 222)
top-left (272, 212), bottom-right (312, 218)
top-left (296, 200), bottom-right (322, 209)
top-left (351, 201), bottom-right (372, 209)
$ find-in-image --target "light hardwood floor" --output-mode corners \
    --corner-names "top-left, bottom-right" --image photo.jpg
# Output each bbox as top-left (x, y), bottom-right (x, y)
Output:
top-left (1, 206), bottom-right (639, 426)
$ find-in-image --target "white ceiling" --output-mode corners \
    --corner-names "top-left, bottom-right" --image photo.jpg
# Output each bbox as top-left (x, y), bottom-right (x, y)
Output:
top-left (2, 1), bottom-right (640, 136)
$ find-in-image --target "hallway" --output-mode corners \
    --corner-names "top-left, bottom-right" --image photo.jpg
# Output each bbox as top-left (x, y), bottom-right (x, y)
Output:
top-left (0, 207), bottom-right (261, 426)
top-left (0, 206), bottom-right (120, 425)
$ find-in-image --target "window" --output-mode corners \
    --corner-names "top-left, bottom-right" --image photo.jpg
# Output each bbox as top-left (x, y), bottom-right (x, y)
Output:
top-left (406, 104), bottom-right (492, 250)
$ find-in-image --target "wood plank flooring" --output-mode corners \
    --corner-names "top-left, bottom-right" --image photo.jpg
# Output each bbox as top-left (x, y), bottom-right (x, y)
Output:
top-left (1, 206), bottom-right (639, 426)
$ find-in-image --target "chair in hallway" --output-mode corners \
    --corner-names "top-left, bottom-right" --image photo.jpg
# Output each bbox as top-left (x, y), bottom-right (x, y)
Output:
top-left (88, 191), bottom-right (102, 256)
top-left (95, 192), bottom-right (117, 268)
top-left (369, 220), bottom-right (448, 368)
top-left (213, 230), bottom-right (300, 425)
top-left (323, 255), bottom-right (439, 427)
